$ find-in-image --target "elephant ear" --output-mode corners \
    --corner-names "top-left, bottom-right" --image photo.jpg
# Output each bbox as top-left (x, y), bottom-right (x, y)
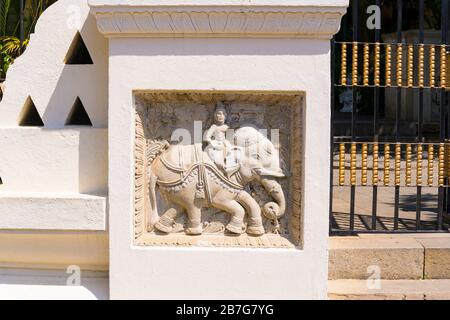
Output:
top-left (253, 167), bottom-right (285, 178)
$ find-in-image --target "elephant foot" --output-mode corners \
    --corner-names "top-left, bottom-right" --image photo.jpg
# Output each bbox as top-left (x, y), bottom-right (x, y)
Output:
top-left (226, 223), bottom-right (244, 235)
top-left (247, 225), bottom-right (265, 236)
top-left (185, 225), bottom-right (203, 236)
top-left (154, 216), bottom-right (175, 234)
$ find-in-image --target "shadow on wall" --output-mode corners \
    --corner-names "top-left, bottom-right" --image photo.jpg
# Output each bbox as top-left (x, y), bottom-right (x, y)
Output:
top-left (79, 128), bottom-right (108, 195)
top-left (11, 12), bottom-right (108, 195)
top-left (42, 12), bottom-right (107, 128)
top-left (108, 37), bottom-right (331, 57)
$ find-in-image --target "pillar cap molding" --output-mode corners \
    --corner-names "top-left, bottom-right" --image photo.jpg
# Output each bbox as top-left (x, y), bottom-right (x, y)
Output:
top-left (88, 0), bottom-right (348, 39)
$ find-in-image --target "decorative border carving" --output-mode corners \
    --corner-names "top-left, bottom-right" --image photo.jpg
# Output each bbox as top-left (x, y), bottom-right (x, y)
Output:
top-left (133, 92), bottom-right (304, 249)
top-left (134, 105), bottom-right (147, 240)
top-left (89, 4), bottom-right (347, 38)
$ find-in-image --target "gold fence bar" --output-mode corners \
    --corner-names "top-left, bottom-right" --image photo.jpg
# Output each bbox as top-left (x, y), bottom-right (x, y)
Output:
top-left (341, 43), bottom-right (347, 86)
top-left (417, 144), bottom-right (423, 186)
top-left (352, 43), bottom-right (359, 86)
top-left (428, 144), bottom-right (434, 187)
top-left (373, 143), bottom-right (379, 186)
top-left (395, 144), bottom-right (401, 186)
top-left (406, 144), bottom-right (412, 186)
top-left (339, 143), bottom-right (346, 186)
top-left (351, 143), bottom-right (357, 186)
top-left (441, 45), bottom-right (447, 88)
top-left (397, 44), bottom-right (403, 87)
top-left (439, 143), bottom-right (445, 187)
top-left (374, 43), bottom-right (381, 86)
top-left (384, 144), bottom-right (390, 186)
top-left (430, 45), bottom-right (436, 88)
top-left (408, 44), bottom-right (414, 87)
top-left (419, 45), bottom-right (425, 88)
top-left (364, 44), bottom-right (370, 86)
top-left (386, 44), bottom-right (392, 87)
top-left (362, 143), bottom-right (368, 186)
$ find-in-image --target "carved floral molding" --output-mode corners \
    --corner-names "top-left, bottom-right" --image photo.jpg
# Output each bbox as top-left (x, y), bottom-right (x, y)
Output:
top-left (88, 1), bottom-right (348, 38)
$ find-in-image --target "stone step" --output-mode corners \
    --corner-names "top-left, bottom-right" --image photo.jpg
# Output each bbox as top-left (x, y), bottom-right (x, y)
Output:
top-left (329, 234), bottom-right (450, 280)
top-left (329, 280), bottom-right (450, 300)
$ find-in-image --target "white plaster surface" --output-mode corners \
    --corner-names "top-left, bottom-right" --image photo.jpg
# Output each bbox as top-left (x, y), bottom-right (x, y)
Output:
top-left (0, 269), bottom-right (108, 300)
top-left (95, 0), bottom-right (347, 300)
top-left (0, 0), bottom-right (347, 299)
top-left (89, 0), bottom-right (348, 7)
top-left (0, 0), bottom-right (108, 127)
top-left (0, 1), bottom-right (109, 232)
top-left (0, 193), bottom-right (106, 230)
top-left (106, 36), bottom-right (335, 299)
top-left (0, 128), bottom-right (107, 194)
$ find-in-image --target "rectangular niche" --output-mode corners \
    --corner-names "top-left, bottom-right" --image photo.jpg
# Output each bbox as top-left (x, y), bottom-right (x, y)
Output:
top-left (134, 91), bottom-right (304, 249)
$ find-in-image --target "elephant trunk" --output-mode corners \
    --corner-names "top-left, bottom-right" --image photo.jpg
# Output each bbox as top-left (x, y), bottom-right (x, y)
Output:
top-left (260, 178), bottom-right (286, 218)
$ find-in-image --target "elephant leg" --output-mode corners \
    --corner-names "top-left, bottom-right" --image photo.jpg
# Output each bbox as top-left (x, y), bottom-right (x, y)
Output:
top-left (236, 191), bottom-right (265, 236)
top-left (154, 204), bottom-right (184, 234)
top-left (185, 206), bottom-right (203, 236)
top-left (213, 198), bottom-right (246, 235)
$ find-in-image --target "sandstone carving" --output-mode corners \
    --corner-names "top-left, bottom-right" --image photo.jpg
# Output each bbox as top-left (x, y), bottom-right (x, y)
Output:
top-left (134, 92), bottom-right (304, 248)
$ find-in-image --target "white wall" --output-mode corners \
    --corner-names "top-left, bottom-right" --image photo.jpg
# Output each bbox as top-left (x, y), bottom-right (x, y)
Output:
top-left (108, 37), bottom-right (331, 299)
top-left (0, 0), bottom-right (108, 268)
top-left (0, 0), bottom-right (108, 128)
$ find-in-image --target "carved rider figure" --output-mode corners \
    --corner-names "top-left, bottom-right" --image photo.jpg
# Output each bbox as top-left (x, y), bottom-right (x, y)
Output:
top-left (204, 102), bottom-right (233, 174)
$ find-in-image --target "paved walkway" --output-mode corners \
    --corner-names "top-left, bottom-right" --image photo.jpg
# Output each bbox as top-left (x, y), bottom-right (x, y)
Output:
top-left (331, 153), bottom-right (450, 231)
top-left (329, 279), bottom-right (450, 300)
top-left (331, 186), bottom-right (449, 231)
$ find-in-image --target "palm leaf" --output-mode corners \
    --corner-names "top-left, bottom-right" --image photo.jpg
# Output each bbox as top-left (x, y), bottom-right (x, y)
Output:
top-left (0, 36), bottom-right (28, 57)
top-left (0, 0), bottom-right (11, 36)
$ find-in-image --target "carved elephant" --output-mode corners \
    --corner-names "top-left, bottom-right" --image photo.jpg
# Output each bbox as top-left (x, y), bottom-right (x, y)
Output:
top-left (147, 127), bottom-right (286, 236)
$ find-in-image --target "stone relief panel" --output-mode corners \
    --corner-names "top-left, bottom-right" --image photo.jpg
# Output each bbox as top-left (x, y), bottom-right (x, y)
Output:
top-left (134, 92), bottom-right (304, 248)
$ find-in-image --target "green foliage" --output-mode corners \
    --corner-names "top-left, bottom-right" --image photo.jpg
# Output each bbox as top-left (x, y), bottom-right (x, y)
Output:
top-left (0, 0), bottom-right (11, 35)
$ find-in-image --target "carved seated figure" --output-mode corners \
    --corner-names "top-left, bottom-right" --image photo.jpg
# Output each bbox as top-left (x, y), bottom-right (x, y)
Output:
top-left (204, 103), bottom-right (233, 174)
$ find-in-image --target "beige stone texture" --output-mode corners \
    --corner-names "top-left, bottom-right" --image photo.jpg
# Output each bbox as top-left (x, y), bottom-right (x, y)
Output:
top-left (329, 279), bottom-right (450, 300)
top-left (329, 237), bottom-right (424, 280)
top-left (0, 232), bottom-right (108, 271)
top-left (417, 238), bottom-right (450, 279)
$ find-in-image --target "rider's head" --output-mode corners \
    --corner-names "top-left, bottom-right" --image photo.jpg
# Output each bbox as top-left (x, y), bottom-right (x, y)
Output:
top-left (214, 102), bottom-right (227, 124)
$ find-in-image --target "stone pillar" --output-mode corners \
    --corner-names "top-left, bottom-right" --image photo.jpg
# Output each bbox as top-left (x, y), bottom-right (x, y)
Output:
top-left (89, 0), bottom-right (348, 300)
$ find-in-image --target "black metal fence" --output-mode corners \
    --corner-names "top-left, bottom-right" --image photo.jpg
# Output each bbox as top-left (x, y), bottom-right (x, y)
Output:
top-left (330, 0), bottom-right (450, 235)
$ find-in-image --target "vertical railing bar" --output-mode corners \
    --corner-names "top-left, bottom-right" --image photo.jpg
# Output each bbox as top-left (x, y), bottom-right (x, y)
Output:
top-left (438, 0), bottom-right (448, 231)
top-left (415, 0), bottom-right (426, 231)
top-left (396, 0), bottom-right (403, 142)
top-left (393, 0), bottom-right (403, 231)
top-left (349, 0), bottom-right (358, 231)
top-left (446, 1), bottom-right (450, 216)
top-left (373, 0), bottom-right (381, 231)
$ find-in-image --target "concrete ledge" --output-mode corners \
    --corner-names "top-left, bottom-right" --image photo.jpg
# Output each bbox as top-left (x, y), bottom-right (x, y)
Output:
top-left (417, 238), bottom-right (450, 279)
top-left (329, 280), bottom-right (450, 300)
top-left (0, 268), bottom-right (108, 300)
top-left (329, 237), bottom-right (424, 280)
top-left (0, 232), bottom-right (109, 270)
top-left (0, 193), bottom-right (107, 231)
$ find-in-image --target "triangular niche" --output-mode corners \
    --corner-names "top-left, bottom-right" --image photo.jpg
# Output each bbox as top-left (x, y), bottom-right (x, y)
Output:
top-left (65, 97), bottom-right (92, 126)
top-left (64, 31), bottom-right (93, 65)
top-left (18, 96), bottom-right (44, 127)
